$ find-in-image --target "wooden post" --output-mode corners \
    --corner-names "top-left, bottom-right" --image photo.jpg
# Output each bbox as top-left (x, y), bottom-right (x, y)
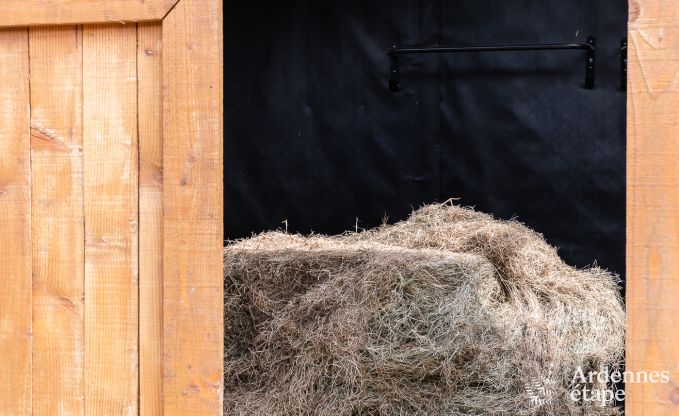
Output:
top-left (162, 0), bottom-right (224, 413)
top-left (627, 0), bottom-right (679, 414)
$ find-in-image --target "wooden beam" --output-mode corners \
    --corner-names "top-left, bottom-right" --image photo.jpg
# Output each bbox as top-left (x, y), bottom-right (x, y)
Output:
top-left (162, 0), bottom-right (224, 413)
top-left (0, 0), bottom-right (179, 27)
top-left (138, 22), bottom-right (164, 416)
top-left (0, 27), bottom-right (31, 416)
top-left (29, 25), bottom-right (85, 416)
top-left (627, 0), bottom-right (679, 414)
top-left (83, 24), bottom-right (139, 415)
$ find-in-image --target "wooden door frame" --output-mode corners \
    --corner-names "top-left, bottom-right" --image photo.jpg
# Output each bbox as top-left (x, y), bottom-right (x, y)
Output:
top-left (626, 0), bottom-right (679, 415)
top-left (0, 0), bottom-right (181, 27)
top-left (2, 0), bottom-right (678, 414)
top-left (0, 0), bottom-right (223, 414)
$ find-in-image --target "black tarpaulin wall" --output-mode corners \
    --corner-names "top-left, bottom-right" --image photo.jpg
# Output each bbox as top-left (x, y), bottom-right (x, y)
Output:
top-left (224, 0), bottom-right (627, 284)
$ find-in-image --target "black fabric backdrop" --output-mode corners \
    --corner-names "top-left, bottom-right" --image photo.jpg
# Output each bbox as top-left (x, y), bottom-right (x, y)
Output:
top-left (224, 0), bottom-right (627, 286)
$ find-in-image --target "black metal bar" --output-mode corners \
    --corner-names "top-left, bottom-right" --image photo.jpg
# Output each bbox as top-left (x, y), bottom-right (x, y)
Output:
top-left (387, 43), bottom-right (594, 55)
top-left (387, 37), bottom-right (597, 91)
top-left (620, 37), bottom-right (627, 91)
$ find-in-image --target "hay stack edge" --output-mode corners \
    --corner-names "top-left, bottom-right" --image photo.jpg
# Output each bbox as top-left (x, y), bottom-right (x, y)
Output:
top-left (224, 203), bottom-right (625, 415)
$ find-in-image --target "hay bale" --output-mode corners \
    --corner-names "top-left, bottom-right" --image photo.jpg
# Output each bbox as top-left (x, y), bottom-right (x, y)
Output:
top-left (224, 203), bottom-right (625, 415)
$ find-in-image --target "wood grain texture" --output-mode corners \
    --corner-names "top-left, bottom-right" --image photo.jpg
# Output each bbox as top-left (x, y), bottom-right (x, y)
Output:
top-left (627, 0), bottom-right (679, 414)
top-left (29, 26), bottom-right (85, 416)
top-left (0, 0), bottom-right (179, 27)
top-left (0, 28), bottom-right (31, 416)
top-left (162, 0), bottom-right (224, 413)
top-left (138, 22), bottom-right (164, 416)
top-left (83, 24), bottom-right (139, 415)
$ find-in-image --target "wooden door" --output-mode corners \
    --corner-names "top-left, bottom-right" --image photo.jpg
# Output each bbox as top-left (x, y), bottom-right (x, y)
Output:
top-left (0, 1), bottom-right (223, 415)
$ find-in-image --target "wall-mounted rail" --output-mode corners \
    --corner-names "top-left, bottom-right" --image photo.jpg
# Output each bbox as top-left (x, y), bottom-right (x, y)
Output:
top-left (387, 36), bottom-right (597, 91)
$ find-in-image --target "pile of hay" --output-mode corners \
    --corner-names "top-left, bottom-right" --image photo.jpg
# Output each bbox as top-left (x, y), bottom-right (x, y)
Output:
top-left (224, 202), bottom-right (625, 415)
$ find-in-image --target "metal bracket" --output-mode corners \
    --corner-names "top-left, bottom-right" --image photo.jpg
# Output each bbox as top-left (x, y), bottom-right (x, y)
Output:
top-left (620, 37), bottom-right (627, 90)
top-left (585, 36), bottom-right (596, 89)
top-left (387, 36), bottom-right (597, 92)
top-left (389, 43), bottom-right (400, 92)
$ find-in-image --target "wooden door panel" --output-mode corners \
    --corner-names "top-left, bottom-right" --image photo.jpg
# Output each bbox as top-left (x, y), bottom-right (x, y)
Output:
top-left (0, 1), bottom-right (221, 415)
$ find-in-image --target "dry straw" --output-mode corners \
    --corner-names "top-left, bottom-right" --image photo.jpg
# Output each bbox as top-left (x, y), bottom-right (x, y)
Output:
top-left (224, 202), bottom-right (625, 415)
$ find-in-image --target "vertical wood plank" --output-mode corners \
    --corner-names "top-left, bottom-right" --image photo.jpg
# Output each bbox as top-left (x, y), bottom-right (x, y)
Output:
top-left (162, 0), bottom-right (224, 413)
top-left (627, 0), bottom-right (679, 414)
top-left (0, 28), bottom-right (31, 416)
top-left (83, 24), bottom-right (139, 416)
top-left (29, 26), bottom-right (85, 416)
top-left (138, 22), bottom-right (163, 416)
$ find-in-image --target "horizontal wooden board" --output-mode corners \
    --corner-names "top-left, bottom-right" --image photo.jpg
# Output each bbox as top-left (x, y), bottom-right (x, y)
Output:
top-left (0, 0), bottom-right (179, 27)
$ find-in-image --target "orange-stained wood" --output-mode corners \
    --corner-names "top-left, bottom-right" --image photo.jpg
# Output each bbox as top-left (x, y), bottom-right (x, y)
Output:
top-left (627, 0), bottom-right (679, 415)
top-left (138, 22), bottom-right (164, 416)
top-left (0, 28), bottom-right (31, 416)
top-left (162, 0), bottom-right (224, 413)
top-left (0, 1), bottom-right (224, 414)
top-left (83, 24), bottom-right (139, 415)
top-left (29, 25), bottom-right (85, 416)
top-left (0, 0), bottom-right (179, 27)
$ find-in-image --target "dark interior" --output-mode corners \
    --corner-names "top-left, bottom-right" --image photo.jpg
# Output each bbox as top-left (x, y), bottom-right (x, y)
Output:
top-left (223, 0), bottom-right (627, 290)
